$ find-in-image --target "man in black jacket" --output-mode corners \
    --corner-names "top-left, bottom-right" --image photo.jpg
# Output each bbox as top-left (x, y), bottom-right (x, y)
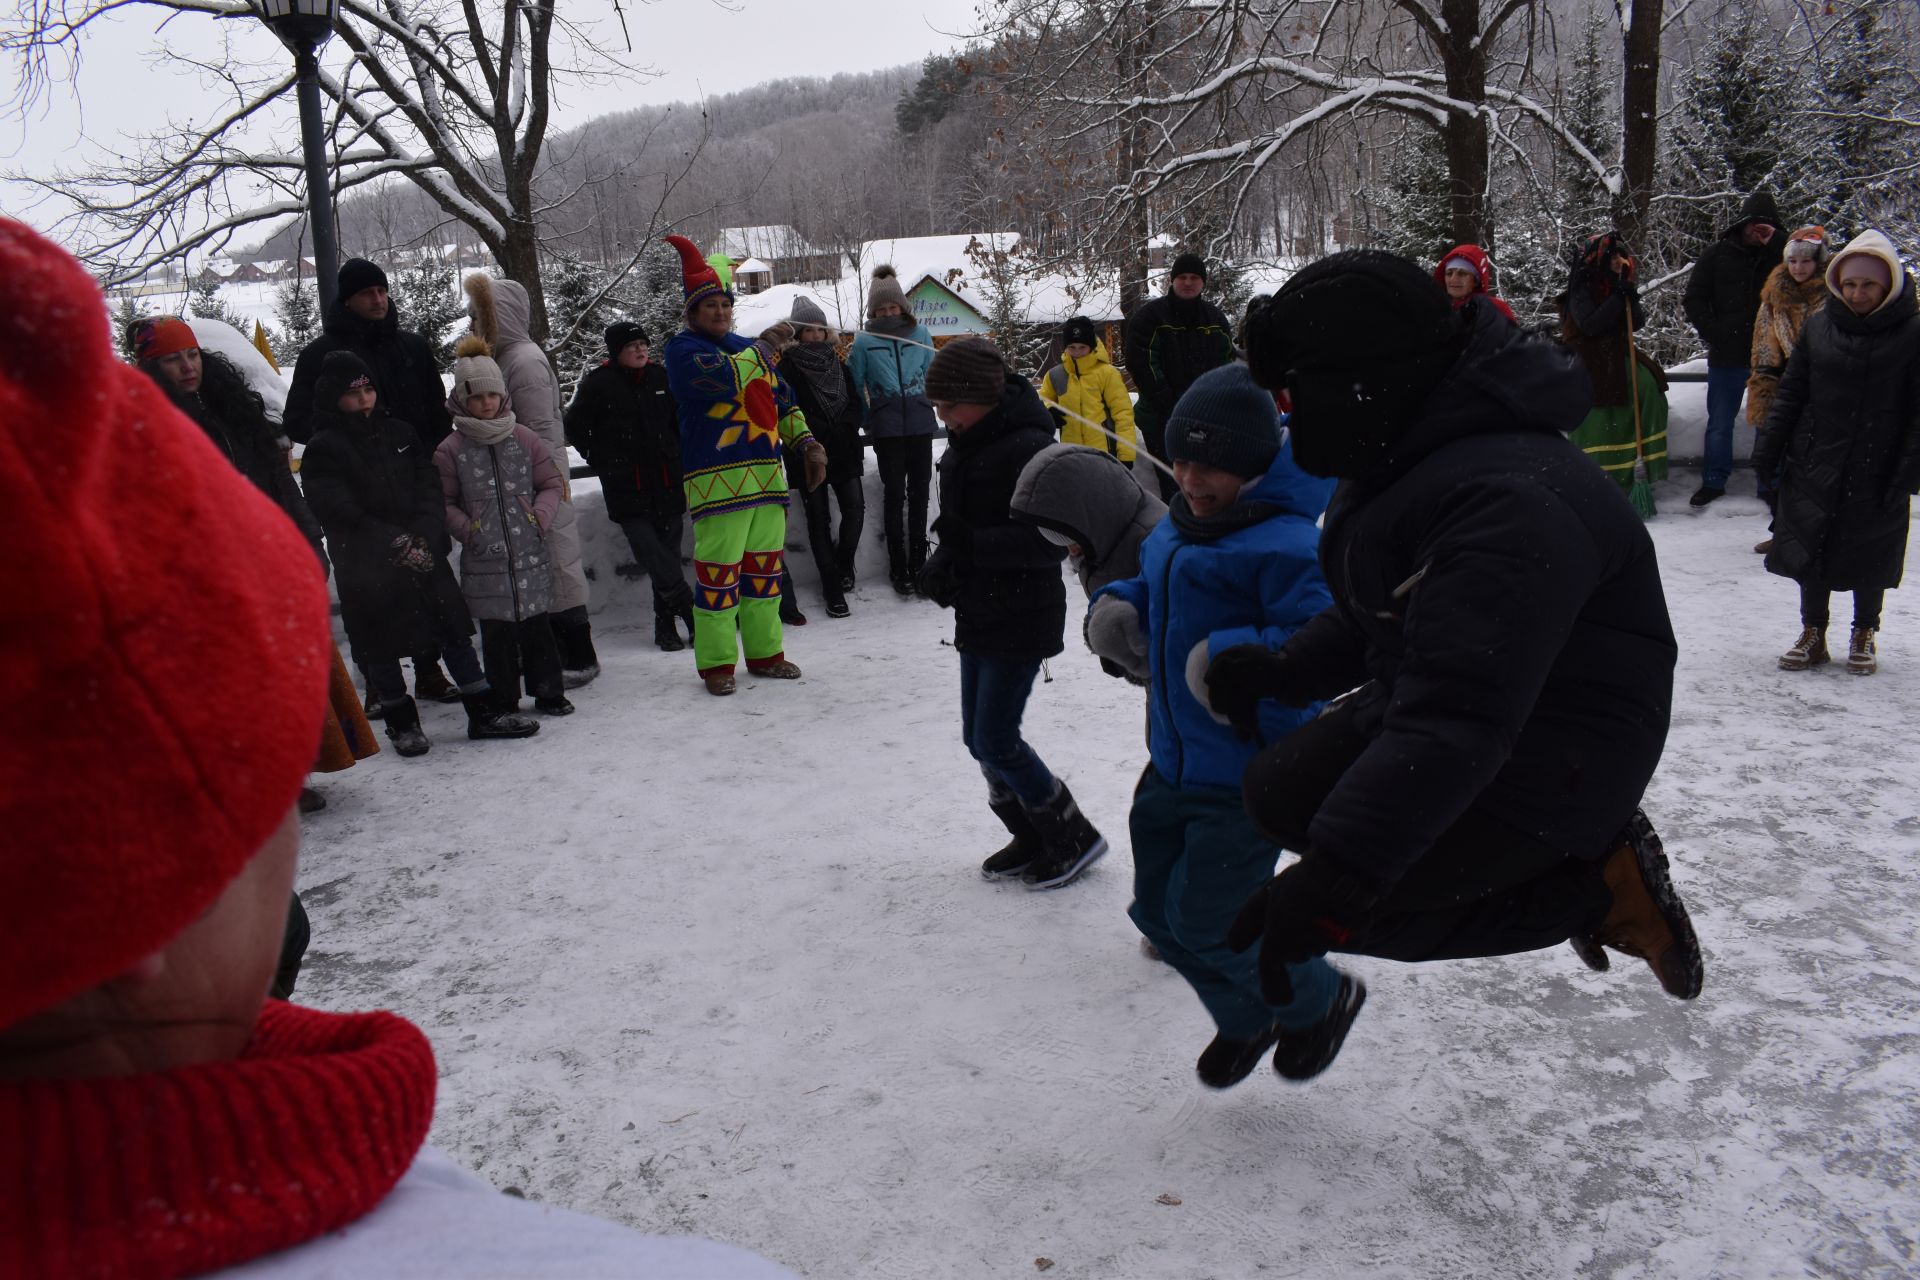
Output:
top-left (1123, 253), bottom-right (1235, 501)
top-left (286, 257), bottom-right (461, 703)
top-left (283, 258), bottom-right (453, 455)
top-left (1682, 190), bottom-right (1783, 506)
top-left (1203, 252), bottom-right (1704, 1077)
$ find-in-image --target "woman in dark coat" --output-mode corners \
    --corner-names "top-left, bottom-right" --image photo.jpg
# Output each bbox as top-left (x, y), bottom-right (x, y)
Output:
top-left (133, 316), bottom-right (374, 810)
top-left (564, 321), bottom-right (695, 652)
top-left (778, 296), bottom-right (865, 618)
top-left (1755, 230), bottom-right (1920, 676)
top-left (299, 350), bottom-right (538, 752)
top-left (1558, 233), bottom-right (1670, 500)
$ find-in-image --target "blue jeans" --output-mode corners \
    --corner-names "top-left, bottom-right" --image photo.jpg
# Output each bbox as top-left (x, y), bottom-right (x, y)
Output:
top-left (1129, 768), bottom-right (1339, 1037)
top-left (959, 652), bottom-right (1058, 808)
top-left (1704, 365), bottom-right (1747, 489)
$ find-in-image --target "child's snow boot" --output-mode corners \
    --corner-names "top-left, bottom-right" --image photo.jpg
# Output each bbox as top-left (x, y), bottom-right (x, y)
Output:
top-left (381, 695), bottom-right (431, 758)
top-left (463, 694), bottom-right (540, 740)
top-left (1570, 810), bottom-right (1703, 999)
top-left (1270, 971), bottom-right (1368, 1081)
top-left (1020, 783), bottom-right (1109, 890)
top-left (1779, 624), bottom-right (1829, 670)
top-left (981, 790), bottom-right (1042, 881)
top-left (1848, 626), bottom-right (1877, 675)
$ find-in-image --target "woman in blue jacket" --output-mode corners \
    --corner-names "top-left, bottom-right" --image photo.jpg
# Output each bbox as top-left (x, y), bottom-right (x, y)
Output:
top-left (1086, 364), bottom-right (1365, 1090)
top-left (847, 266), bottom-right (937, 594)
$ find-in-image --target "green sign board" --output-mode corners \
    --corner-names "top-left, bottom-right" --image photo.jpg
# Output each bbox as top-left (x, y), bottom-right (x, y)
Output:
top-left (906, 277), bottom-right (989, 335)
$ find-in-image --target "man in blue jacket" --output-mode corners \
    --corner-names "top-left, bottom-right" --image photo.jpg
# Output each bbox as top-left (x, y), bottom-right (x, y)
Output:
top-left (1208, 252), bottom-right (1703, 1031)
top-left (1086, 364), bottom-right (1365, 1089)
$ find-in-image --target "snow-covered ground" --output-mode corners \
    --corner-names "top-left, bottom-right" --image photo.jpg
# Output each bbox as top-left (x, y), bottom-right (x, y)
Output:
top-left (294, 461), bottom-right (1919, 1279)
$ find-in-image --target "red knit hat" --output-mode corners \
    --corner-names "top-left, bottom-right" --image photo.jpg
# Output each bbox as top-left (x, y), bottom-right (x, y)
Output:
top-left (0, 220), bottom-right (332, 1031)
top-left (665, 233), bottom-right (730, 313)
top-left (131, 314), bottom-right (198, 362)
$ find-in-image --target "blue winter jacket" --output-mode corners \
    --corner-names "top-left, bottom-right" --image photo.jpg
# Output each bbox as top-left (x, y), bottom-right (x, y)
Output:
top-left (1094, 440), bottom-right (1336, 793)
top-left (847, 324), bottom-right (938, 439)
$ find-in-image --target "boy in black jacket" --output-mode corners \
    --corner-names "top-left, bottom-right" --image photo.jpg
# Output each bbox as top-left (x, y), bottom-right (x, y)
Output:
top-left (919, 338), bottom-right (1107, 890)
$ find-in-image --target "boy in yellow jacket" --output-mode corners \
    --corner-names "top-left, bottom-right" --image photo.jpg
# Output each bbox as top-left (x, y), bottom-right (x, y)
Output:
top-left (1039, 316), bottom-right (1137, 462)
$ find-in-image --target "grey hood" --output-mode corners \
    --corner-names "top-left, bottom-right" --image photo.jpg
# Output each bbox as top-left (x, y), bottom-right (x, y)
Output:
top-left (1011, 444), bottom-right (1168, 594)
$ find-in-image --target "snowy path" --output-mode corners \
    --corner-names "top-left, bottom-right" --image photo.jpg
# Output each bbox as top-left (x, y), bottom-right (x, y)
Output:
top-left (299, 473), bottom-right (1918, 1279)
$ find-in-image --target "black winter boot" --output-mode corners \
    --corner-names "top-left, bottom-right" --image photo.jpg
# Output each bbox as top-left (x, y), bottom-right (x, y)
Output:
top-left (552, 608), bottom-right (600, 689)
top-left (981, 791), bottom-right (1043, 881)
top-left (381, 695), bottom-right (431, 757)
top-left (1270, 972), bottom-right (1368, 1082)
top-left (655, 607), bottom-right (687, 652)
top-left (1020, 783), bottom-right (1109, 890)
top-left (463, 694), bottom-right (540, 740)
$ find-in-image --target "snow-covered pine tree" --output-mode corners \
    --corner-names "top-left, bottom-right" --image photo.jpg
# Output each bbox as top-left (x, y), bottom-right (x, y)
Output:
top-left (603, 240), bottom-right (689, 353)
top-left (270, 277), bottom-right (319, 366)
top-left (1558, 12), bottom-right (1617, 240)
top-left (391, 256), bottom-right (465, 370)
top-left (1801, 1), bottom-right (1911, 240)
top-left (1369, 126), bottom-right (1455, 264)
top-left (108, 287), bottom-right (144, 361)
top-left (1665, 8), bottom-right (1804, 254)
top-left (187, 273), bottom-right (247, 333)
top-left (542, 252), bottom-right (613, 393)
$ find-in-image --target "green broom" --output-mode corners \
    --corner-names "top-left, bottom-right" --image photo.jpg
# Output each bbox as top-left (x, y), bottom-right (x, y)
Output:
top-left (1625, 306), bottom-right (1656, 521)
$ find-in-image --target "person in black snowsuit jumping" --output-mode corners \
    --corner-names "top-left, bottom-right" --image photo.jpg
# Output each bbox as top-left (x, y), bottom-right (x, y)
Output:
top-left (1200, 251), bottom-right (1706, 1077)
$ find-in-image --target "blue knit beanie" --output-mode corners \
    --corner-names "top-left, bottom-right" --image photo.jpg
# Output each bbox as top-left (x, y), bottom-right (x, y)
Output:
top-left (1163, 362), bottom-right (1282, 478)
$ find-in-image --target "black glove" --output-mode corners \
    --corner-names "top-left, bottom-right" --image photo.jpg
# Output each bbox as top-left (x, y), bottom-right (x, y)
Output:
top-left (1226, 855), bottom-right (1385, 1004)
top-left (1203, 643), bottom-right (1304, 741)
top-left (917, 549), bottom-right (962, 608)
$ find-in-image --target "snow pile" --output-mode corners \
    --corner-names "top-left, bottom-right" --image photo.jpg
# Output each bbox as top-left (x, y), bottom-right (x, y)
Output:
top-left (296, 465), bottom-right (1918, 1279)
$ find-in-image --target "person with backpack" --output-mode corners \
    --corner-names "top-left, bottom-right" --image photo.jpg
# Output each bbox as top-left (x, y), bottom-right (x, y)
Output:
top-left (847, 266), bottom-right (937, 595)
top-left (1038, 315), bottom-right (1137, 462)
top-left (435, 338), bottom-right (573, 717)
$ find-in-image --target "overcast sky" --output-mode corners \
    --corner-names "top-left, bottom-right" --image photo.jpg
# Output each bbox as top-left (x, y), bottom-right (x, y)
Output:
top-left (0, 0), bottom-right (972, 237)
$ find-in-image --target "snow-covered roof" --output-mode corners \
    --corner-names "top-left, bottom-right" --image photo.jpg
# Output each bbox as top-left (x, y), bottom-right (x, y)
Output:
top-left (714, 225), bottom-right (817, 261)
top-left (737, 257), bottom-right (772, 274)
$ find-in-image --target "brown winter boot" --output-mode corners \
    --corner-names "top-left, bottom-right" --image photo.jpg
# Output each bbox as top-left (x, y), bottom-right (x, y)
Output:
top-left (1575, 811), bottom-right (1703, 1000)
top-left (747, 658), bottom-right (803, 680)
top-left (1778, 624), bottom-right (1829, 671)
top-left (1847, 626), bottom-right (1877, 675)
top-left (702, 669), bottom-right (737, 697)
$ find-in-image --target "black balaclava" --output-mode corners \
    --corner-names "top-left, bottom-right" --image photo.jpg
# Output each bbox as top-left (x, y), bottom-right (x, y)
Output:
top-left (1242, 250), bottom-right (1467, 478)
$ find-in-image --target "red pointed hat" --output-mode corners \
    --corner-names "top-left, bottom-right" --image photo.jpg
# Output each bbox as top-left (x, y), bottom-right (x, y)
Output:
top-left (665, 234), bottom-right (730, 313)
top-left (0, 219), bottom-right (331, 1030)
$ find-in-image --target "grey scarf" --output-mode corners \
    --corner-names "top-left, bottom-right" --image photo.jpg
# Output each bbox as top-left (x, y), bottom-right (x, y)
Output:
top-left (452, 412), bottom-right (517, 446)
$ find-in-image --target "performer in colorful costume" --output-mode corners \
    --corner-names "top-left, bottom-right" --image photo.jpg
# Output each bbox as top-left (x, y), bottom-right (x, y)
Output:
top-left (661, 234), bottom-right (827, 695)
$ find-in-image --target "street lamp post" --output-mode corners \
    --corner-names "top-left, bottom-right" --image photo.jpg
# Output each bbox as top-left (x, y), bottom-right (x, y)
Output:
top-left (255, 0), bottom-right (341, 314)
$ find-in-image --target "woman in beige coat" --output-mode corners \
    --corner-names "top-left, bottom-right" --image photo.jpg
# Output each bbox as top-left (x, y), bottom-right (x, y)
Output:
top-left (1747, 226), bottom-right (1829, 552)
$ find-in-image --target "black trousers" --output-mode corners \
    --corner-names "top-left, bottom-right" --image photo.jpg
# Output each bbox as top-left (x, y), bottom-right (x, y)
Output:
top-left (873, 436), bottom-right (933, 575)
top-left (481, 615), bottom-right (565, 708)
top-left (802, 474), bottom-right (865, 600)
top-left (1241, 694), bottom-right (1611, 963)
top-left (1800, 582), bottom-right (1885, 630)
top-left (618, 513), bottom-right (692, 610)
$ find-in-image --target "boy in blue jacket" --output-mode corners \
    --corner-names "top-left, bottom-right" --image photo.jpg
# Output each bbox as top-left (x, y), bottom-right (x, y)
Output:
top-left (1086, 364), bottom-right (1366, 1088)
